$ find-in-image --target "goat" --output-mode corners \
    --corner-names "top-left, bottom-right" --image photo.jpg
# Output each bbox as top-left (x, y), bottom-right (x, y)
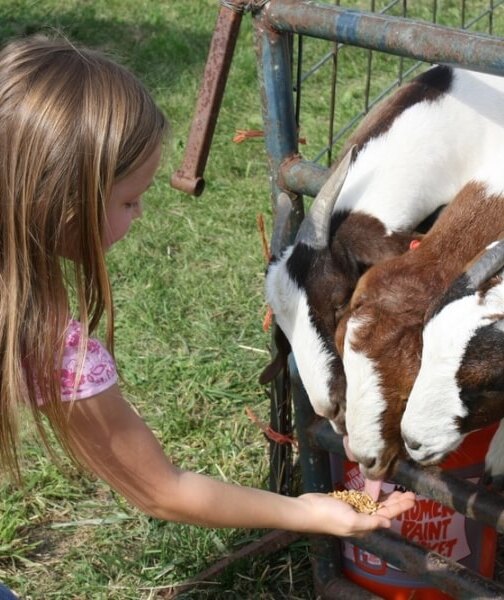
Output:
top-left (401, 239), bottom-right (504, 487)
top-left (264, 65), bottom-right (504, 434)
top-left (338, 152), bottom-right (504, 487)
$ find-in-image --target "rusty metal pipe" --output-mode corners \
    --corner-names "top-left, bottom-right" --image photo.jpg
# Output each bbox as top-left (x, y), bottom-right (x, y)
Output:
top-left (265, 0), bottom-right (504, 77)
top-left (170, 4), bottom-right (243, 196)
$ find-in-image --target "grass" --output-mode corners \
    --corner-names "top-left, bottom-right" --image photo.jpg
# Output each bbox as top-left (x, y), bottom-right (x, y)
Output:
top-left (0, 1), bottom-right (503, 598)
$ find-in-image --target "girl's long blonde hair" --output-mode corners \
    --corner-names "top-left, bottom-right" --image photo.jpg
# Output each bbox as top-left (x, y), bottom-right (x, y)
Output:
top-left (0, 35), bottom-right (167, 479)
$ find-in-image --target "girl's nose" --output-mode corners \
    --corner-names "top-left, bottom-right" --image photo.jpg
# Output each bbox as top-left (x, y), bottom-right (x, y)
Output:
top-left (133, 200), bottom-right (143, 219)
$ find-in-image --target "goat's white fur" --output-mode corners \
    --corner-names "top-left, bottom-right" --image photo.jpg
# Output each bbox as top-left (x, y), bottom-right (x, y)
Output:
top-left (401, 259), bottom-right (504, 463)
top-left (266, 67), bottom-right (504, 435)
top-left (335, 71), bottom-right (504, 233)
top-left (265, 247), bottom-right (335, 418)
top-left (485, 419), bottom-right (504, 481)
top-left (343, 317), bottom-right (386, 465)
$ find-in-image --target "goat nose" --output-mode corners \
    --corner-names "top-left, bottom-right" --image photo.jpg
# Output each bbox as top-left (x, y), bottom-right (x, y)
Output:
top-left (403, 434), bottom-right (421, 451)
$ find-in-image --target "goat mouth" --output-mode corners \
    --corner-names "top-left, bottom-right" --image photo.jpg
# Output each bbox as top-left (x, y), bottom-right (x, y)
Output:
top-left (406, 439), bottom-right (459, 465)
top-left (360, 463), bottom-right (390, 482)
top-left (404, 444), bottom-right (446, 465)
top-left (413, 450), bottom-right (447, 466)
top-left (361, 456), bottom-right (398, 482)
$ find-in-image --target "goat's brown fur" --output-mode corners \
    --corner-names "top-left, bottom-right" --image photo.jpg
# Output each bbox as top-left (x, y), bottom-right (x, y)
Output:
top-left (339, 182), bottom-right (504, 477)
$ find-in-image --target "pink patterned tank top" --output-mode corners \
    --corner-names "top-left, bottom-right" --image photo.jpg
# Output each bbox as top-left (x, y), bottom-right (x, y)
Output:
top-left (58, 319), bottom-right (118, 401)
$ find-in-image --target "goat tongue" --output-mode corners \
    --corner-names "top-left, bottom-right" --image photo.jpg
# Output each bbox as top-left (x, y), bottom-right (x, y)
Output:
top-left (342, 436), bottom-right (383, 501)
top-left (364, 478), bottom-right (383, 502)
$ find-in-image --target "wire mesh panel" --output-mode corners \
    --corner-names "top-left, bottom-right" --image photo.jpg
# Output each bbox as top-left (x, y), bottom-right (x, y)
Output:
top-left (293, 0), bottom-right (504, 166)
top-left (251, 0), bottom-right (504, 596)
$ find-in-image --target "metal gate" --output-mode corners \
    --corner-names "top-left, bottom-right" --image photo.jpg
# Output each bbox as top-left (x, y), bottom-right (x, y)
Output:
top-left (171, 1), bottom-right (504, 597)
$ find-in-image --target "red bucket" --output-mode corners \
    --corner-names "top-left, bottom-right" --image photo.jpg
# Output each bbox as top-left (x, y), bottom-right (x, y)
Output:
top-left (330, 423), bottom-right (498, 599)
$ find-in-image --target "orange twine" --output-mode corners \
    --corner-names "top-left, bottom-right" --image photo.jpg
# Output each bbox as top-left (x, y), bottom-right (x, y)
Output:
top-left (256, 213), bottom-right (271, 263)
top-left (233, 129), bottom-right (306, 144)
top-left (257, 214), bottom-right (274, 332)
top-left (233, 129), bottom-right (264, 143)
top-left (245, 406), bottom-right (298, 447)
top-left (262, 306), bottom-right (273, 332)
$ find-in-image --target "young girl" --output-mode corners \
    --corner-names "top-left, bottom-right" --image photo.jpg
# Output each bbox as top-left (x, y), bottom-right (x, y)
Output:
top-left (0, 34), bottom-right (414, 594)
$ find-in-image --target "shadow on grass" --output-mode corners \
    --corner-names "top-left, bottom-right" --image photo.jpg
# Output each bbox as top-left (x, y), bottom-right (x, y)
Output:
top-left (0, 4), bottom-right (212, 92)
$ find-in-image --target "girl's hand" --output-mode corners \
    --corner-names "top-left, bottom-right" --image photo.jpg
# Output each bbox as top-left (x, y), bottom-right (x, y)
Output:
top-left (297, 490), bottom-right (415, 537)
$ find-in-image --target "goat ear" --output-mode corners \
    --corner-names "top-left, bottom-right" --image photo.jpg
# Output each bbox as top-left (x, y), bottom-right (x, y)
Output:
top-left (335, 310), bottom-right (351, 357)
top-left (429, 237), bottom-right (504, 323)
top-left (259, 326), bottom-right (292, 385)
top-left (352, 231), bottom-right (422, 270)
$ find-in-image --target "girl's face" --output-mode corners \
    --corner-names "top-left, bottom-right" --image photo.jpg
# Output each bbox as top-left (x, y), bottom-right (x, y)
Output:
top-left (103, 142), bottom-right (162, 249)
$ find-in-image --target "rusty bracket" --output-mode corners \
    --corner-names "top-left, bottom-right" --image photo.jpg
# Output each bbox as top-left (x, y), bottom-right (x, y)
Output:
top-left (171, 1), bottom-right (270, 196)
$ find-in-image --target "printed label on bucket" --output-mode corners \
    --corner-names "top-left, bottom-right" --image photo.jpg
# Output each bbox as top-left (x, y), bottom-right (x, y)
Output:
top-left (331, 425), bottom-right (498, 596)
top-left (343, 465), bottom-right (471, 568)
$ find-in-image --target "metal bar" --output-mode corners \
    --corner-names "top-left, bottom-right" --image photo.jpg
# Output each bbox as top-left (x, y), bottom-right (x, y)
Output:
top-left (289, 354), bottom-right (343, 595)
top-left (253, 8), bottom-right (304, 210)
top-left (321, 575), bottom-right (383, 599)
top-left (264, 0), bottom-right (504, 76)
top-left (280, 157), bottom-right (329, 197)
top-left (298, 0), bottom-right (418, 88)
top-left (313, 420), bottom-right (504, 534)
top-left (170, 530), bottom-right (302, 597)
top-left (348, 528), bottom-right (504, 599)
top-left (253, 9), bottom-right (305, 496)
top-left (170, 4), bottom-right (242, 196)
top-left (269, 348), bottom-right (294, 495)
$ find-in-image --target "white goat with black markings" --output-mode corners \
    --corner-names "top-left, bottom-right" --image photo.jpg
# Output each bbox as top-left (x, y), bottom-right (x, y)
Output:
top-left (264, 64), bottom-right (504, 435)
top-left (401, 239), bottom-right (504, 488)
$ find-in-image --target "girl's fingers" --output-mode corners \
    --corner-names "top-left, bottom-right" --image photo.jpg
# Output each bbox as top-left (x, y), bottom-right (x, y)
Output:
top-left (350, 514), bottom-right (392, 536)
top-left (349, 492), bottom-right (415, 535)
top-left (377, 491), bottom-right (415, 520)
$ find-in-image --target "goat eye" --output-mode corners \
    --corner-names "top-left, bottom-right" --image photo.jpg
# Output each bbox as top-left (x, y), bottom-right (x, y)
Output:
top-left (351, 300), bottom-right (362, 312)
top-left (334, 303), bottom-right (347, 318)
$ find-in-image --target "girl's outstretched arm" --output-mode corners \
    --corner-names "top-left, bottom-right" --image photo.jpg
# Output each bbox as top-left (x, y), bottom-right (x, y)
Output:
top-left (59, 385), bottom-right (415, 536)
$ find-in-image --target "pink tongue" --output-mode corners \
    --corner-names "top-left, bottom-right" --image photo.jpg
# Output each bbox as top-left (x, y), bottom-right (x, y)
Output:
top-left (342, 436), bottom-right (383, 501)
top-left (364, 478), bottom-right (383, 502)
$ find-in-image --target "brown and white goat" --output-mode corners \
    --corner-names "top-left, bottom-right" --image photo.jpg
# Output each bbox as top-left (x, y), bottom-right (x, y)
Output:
top-left (401, 239), bottom-right (504, 487)
top-left (339, 156), bottom-right (504, 485)
top-left (265, 65), bottom-right (504, 434)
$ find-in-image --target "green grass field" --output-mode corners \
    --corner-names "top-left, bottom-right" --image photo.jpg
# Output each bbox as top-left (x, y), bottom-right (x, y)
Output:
top-left (0, 1), bottom-right (503, 598)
